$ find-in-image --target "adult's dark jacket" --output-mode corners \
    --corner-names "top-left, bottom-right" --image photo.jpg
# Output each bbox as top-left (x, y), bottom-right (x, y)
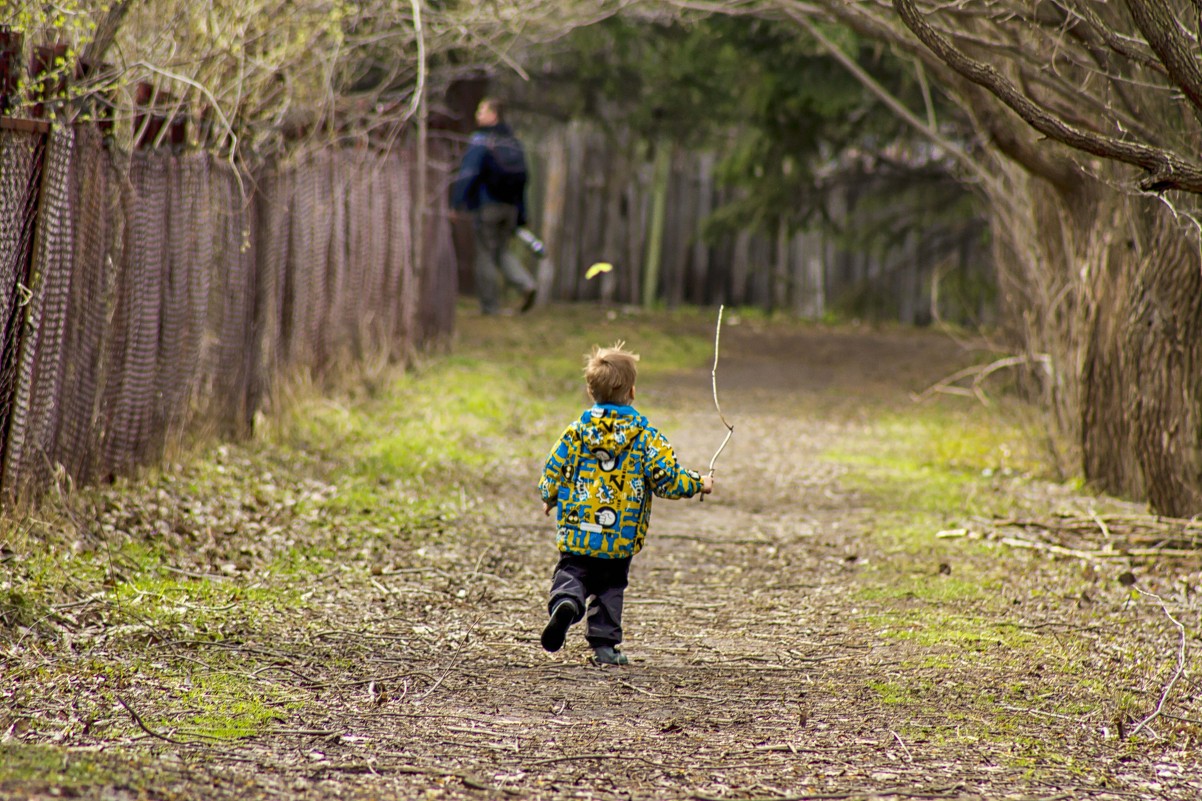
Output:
top-left (451, 123), bottom-right (528, 225)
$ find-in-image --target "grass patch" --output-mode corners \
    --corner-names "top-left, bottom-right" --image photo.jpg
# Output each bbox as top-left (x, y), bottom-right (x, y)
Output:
top-left (821, 395), bottom-right (1155, 757)
top-left (856, 575), bottom-right (988, 604)
top-left (824, 398), bottom-right (1066, 618)
top-left (0, 745), bottom-right (161, 791)
top-left (863, 611), bottom-right (1039, 651)
top-left (156, 672), bottom-right (304, 740)
top-left (827, 402), bottom-right (1049, 523)
top-left (867, 679), bottom-right (925, 705)
top-left (453, 303), bottom-right (715, 383)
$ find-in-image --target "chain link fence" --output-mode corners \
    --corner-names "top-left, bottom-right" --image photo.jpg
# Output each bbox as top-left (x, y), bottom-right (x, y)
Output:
top-left (0, 120), bottom-right (457, 503)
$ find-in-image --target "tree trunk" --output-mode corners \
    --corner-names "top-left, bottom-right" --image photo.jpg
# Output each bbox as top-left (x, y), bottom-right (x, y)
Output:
top-left (987, 149), bottom-right (1202, 515)
top-left (560, 123), bottom-right (586, 301)
top-left (1080, 200), bottom-right (1202, 516)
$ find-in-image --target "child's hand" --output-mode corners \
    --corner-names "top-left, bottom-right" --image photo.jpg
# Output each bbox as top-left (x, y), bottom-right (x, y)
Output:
top-left (700, 475), bottom-right (714, 495)
top-left (543, 501), bottom-right (555, 516)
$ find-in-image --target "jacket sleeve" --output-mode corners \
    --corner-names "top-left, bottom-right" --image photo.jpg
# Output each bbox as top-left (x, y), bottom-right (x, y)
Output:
top-left (451, 141), bottom-right (486, 209)
top-left (643, 427), bottom-right (705, 500)
top-left (539, 424), bottom-right (577, 504)
top-left (516, 184), bottom-right (528, 227)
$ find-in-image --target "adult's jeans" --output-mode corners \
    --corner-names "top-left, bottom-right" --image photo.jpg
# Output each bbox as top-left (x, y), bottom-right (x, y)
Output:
top-left (473, 202), bottom-right (535, 315)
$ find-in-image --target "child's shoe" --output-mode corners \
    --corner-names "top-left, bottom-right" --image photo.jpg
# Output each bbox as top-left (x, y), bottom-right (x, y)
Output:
top-left (592, 645), bottom-right (629, 665)
top-left (541, 599), bottom-right (579, 652)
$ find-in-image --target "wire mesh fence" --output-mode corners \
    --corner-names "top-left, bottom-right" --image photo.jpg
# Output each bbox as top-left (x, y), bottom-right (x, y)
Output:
top-left (0, 121), bottom-right (456, 504)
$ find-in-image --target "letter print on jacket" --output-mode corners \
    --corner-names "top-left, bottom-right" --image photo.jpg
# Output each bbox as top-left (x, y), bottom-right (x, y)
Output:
top-left (539, 405), bottom-right (704, 558)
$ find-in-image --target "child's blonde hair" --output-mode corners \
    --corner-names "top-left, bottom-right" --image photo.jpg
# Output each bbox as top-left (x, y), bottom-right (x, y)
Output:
top-left (585, 341), bottom-right (639, 404)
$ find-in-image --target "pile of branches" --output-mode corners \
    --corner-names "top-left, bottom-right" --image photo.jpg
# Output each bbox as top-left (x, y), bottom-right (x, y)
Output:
top-left (946, 513), bottom-right (1202, 566)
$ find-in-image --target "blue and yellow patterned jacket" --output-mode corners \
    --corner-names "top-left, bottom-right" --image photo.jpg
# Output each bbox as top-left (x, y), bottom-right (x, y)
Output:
top-left (539, 404), bottom-right (705, 559)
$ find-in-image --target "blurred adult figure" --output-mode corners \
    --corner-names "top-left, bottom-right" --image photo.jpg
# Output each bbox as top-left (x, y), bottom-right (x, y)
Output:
top-left (452, 98), bottom-right (537, 315)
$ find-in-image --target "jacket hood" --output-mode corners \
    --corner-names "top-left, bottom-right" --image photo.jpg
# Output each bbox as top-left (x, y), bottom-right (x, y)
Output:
top-left (578, 404), bottom-right (646, 464)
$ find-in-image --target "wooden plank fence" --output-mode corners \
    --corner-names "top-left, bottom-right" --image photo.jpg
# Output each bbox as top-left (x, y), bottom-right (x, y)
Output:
top-left (504, 121), bottom-right (990, 322)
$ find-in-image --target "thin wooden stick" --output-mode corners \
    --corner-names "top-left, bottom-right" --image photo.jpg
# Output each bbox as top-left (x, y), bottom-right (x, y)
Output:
top-left (116, 696), bottom-right (192, 745)
top-left (890, 729), bottom-right (914, 762)
top-left (702, 305), bottom-right (734, 502)
top-left (710, 306), bottom-right (734, 447)
top-left (1126, 590), bottom-right (1189, 739)
top-left (911, 353), bottom-right (1051, 406)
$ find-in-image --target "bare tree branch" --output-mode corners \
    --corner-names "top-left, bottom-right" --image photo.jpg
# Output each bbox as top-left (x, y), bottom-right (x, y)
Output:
top-left (783, 7), bottom-right (1000, 194)
top-left (893, 0), bottom-right (1202, 193)
top-left (80, 1), bottom-right (133, 66)
top-left (1062, 1), bottom-right (1165, 74)
top-left (1123, 0), bottom-right (1202, 127)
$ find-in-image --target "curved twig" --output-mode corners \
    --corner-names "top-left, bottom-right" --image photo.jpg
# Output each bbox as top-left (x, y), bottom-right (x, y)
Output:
top-left (702, 306), bottom-right (735, 500)
top-left (1126, 590), bottom-right (1188, 740)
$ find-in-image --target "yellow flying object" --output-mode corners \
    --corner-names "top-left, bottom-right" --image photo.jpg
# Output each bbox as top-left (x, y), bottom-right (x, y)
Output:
top-left (585, 262), bottom-right (614, 280)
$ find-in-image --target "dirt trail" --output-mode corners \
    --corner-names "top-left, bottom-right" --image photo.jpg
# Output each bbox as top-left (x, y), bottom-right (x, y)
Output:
top-left (4, 320), bottom-right (1199, 801)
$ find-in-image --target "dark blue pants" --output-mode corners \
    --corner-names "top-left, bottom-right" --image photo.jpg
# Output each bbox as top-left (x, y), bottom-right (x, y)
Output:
top-left (548, 553), bottom-right (632, 648)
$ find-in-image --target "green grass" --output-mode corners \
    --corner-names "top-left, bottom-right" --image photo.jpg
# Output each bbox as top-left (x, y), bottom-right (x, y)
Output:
top-left (855, 575), bottom-right (990, 604)
top-left (0, 745), bottom-right (161, 791)
top-left (867, 678), bottom-right (926, 705)
top-left (863, 610), bottom-right (1039, 650)
top-left (824, 396), bottom-right (1066, 618)
top-left (155, 671), bottom-right (304, 740)
top-left (827, 402), bottom-right (1050, 523)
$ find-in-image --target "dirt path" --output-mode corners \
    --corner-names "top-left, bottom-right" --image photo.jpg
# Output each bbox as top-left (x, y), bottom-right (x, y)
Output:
top-left (4, 318), bottom-right (1199, 800)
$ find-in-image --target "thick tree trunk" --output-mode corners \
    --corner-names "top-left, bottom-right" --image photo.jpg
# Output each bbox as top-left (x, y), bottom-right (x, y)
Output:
top-left (989, 157), bottom-right (1202, 515)
top-left (1081, 202), bottom-right (1202, 515)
